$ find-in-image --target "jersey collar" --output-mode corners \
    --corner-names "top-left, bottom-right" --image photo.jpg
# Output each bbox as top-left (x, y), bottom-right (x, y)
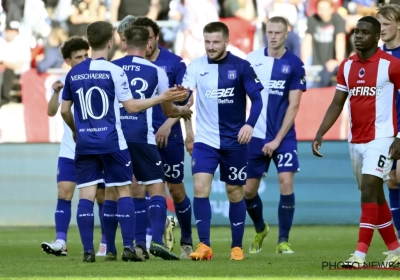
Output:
top-left (353, 48), bottom-right (383, 62)
top-left (382, 44), bottom-right (400, 52)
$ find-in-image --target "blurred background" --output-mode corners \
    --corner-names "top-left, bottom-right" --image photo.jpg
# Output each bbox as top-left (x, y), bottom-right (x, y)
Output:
top-left (0, 0), bottom-right (393, 226)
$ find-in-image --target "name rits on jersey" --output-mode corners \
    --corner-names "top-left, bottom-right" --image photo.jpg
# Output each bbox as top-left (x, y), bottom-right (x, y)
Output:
top-left (261, 80), bottom-right (286, 96)
top-left (349, 86), bottom-right (383, 97)
top-left (204, 87), bottom-right (235, 104)
top-left (121, 65), bottom-right (141, 71)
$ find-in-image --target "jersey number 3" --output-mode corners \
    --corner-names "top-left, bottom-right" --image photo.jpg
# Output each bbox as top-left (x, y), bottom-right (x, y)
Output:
top-left (76, 86), bottom-right (109, 120)
top-left (131, 78), bottom-right (148, 100)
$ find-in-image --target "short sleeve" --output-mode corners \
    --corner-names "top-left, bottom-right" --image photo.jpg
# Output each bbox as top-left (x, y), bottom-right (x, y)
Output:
top-left (242, 61), bottom-right (263, 94)
top-left (174, 59), bottom-right (187, 85)
top-left (336, 61), bottom-right (348, 93)
top-left (290, 60), bottom-right (307, 91)
top-left (113, 67), bottom-right (133, 102)
top-left (389, 59), bottom-right (400, 90)
top-left (62, 73), bottom-right (73, 101)
top-left (157, 67), bottom-right (170, 96)
top-left (181, 62), bottom-right (197, 91)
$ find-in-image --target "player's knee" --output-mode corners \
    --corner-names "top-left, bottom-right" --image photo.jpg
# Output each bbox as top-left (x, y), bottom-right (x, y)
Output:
top-left (244, 179), bottom-right (260, 199)
top-left (278, 173), bottom-right (294, 195)
top-left (193, 173), bottom-right (213, 197)
top-left (147, 182), bottom-right (166, 198)
top-left (105, 187), bottom-right (118, 201)
top-left (193, 181), bottom-right (211, 197)
top-left (279, 181), bottom-right (293, 195)
top-left (114, 184), bottom-right (132, 199)
top-left (131, 183), bottom-right (145, 198)
top-left (168, 183), bottom-right (186, 203)
top-left (95, 188), bottom-right (105, 203)
top-left (57, 182), bottom-right (75, 200)
top-left (226, 184), bottom-right (244, 203)
top-left (79, 185), bottom-right (97, 202)
top-left (360, 176), bottom-right (381, 202)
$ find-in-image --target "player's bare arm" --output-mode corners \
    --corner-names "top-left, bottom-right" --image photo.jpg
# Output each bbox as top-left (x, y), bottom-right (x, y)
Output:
top-left (122, 86), bottom-right (189, 114)
top-left (155, 118), bottom-right (179, 148)
top-left (312, 89), bottom-right (348, 157)
top-left (185, 119), bottom-right (194, 156)
top-left (160, 85), bottom-right (192, 120)
top-left (60, 99), bottom-right (76, 141)
top-left (184, 93), bottom-right (195, 155)
top-left (263, 89), bottom-right (302, 157)
top-left (47, 81), bottom-right (64, 117)
top-left (161, 101), bottom-right (192, 121)
top-left (155, 91), bottom-right (193, 148)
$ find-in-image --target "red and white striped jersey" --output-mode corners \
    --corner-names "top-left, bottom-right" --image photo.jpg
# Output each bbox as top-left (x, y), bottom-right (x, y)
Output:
top-left (336, 48), bottom-right (400, 143)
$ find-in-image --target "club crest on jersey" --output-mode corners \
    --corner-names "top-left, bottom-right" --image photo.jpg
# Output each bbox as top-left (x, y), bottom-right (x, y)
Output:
top-left (359, 68), bottom-right (365, 78)
top-left (281, 65), bottom-right (291, 74)
top-left (227, 70), bottom-right (237, 80)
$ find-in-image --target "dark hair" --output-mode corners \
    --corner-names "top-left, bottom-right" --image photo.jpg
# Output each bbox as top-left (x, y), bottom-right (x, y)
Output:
top-left (267, 16), bottom-right (289, 31)
top-left (60, 36), bottom-right (89, 59)
top-left (358, 16), bottom-right (381, 34)
top-left (203, 21), bottom-right (229, 38)
top-left (86, 21), bottom-right (113, 51)
top-left (132, 16), bottom-right (160, 37)
top-left (124, 26), bottom-right (149, 49)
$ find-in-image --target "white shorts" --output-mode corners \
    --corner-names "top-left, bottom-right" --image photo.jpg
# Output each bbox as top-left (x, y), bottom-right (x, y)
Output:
top-left (349, 137), bottom-right (394, 190)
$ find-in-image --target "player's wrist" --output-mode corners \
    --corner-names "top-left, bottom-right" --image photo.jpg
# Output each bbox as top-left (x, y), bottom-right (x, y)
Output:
top-left (245, 121), bottom-right (255, 128)
top-left (156, 94), bottom-right (166, 104)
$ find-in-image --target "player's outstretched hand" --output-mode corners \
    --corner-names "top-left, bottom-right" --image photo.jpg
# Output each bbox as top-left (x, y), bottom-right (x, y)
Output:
top-left (52, 81), bottom-right (64, 92)
top-left (238, 124), bottom-right (253, 144)
top-left (185, 132), bottom-right (194, 156)
top-left (312, 134), bottom-right (323, 157)
top-left (262, 140), bottom-right (280, 157)
top-left (389, 138), bottom-right (400, 160)
top-left (161, 86), bottom-right (189, 103)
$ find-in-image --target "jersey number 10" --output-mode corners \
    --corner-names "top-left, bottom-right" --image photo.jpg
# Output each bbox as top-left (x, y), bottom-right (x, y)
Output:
top-left (76, 86), bottom-right (110, 120)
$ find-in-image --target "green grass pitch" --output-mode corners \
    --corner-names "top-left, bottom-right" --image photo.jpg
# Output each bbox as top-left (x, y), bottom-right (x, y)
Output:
top-left (0, 225), bottom-right (399, 279)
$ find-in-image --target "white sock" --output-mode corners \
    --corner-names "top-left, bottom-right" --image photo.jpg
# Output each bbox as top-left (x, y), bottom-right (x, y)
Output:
top-left (354, 250), bottom-right (366, 259)
top-left (146, 234), bottom-right (152, 250)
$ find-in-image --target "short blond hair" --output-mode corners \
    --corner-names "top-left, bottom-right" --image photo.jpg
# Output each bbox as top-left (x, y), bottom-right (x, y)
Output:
top-left (377, 4), bottom-right (400, 22)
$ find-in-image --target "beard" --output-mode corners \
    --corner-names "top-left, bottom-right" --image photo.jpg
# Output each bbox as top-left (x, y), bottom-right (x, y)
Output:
top-left (146, 43), bottom-right (158, 58)
top-left (207, 48), bottom-right (226, 61)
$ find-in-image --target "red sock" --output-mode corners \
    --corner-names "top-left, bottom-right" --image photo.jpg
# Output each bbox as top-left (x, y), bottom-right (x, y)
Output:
top-left (377, 201), bottom-right (399, 251)
top-left (356, 203), bottom-right (378, 254)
